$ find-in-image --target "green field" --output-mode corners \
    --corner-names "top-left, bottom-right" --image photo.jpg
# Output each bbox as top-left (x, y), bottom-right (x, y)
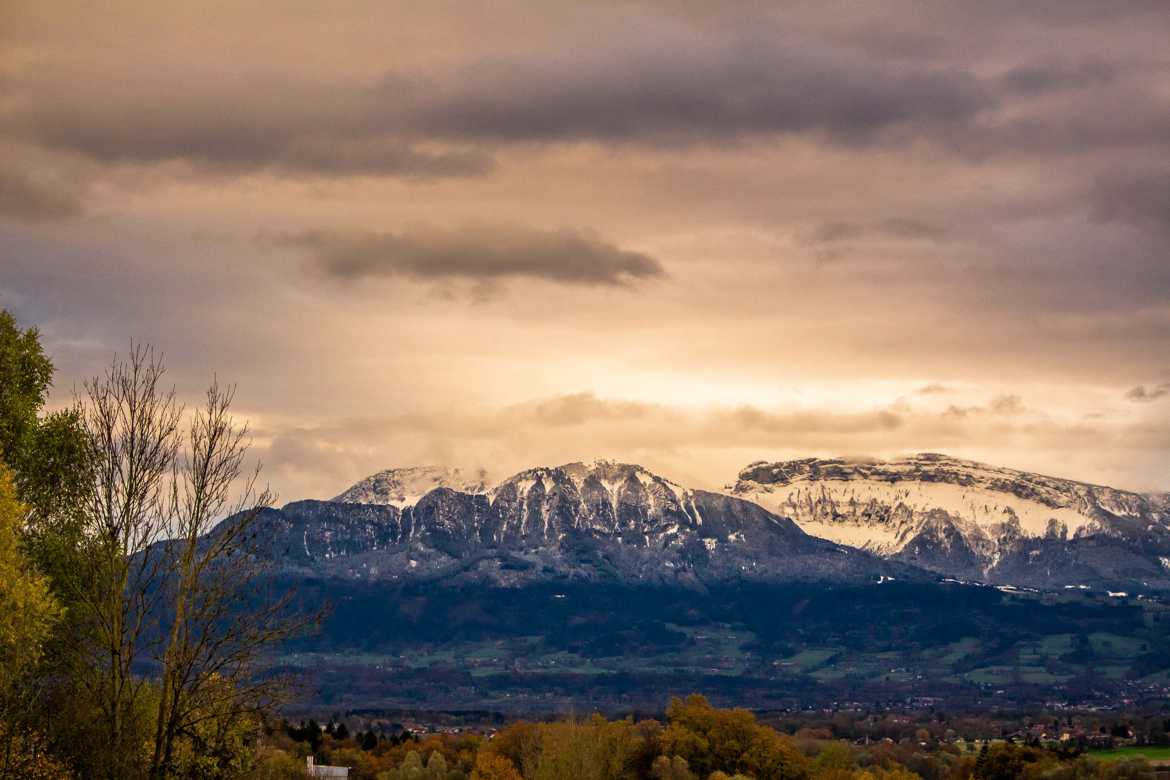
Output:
top-left (1089, 746), bottom-right (1170, 763)
top-left (1088, 632), bottom-right (1151, 659)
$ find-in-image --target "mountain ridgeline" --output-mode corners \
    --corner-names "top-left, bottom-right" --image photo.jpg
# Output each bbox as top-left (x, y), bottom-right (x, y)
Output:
top-left (240, 456), bottom-right (1170, 594)
top-left (248, 462), bottom-right (914, 587)
top-left (732, 453), bottom-right (1170, 592)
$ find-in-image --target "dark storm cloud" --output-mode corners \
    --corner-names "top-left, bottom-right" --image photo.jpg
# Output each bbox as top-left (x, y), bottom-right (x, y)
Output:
top-left (0, 168), bottom-right (83, 222)
top-left (278, 224), bottom-right (666, 289)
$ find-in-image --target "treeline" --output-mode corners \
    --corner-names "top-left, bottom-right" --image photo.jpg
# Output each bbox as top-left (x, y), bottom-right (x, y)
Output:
top-left (254, 695), bottom-right (1160, 780)
top-left (0, 311), bottom-right (306, 778)
top-left (759, 712), bottom-right (1170, 750)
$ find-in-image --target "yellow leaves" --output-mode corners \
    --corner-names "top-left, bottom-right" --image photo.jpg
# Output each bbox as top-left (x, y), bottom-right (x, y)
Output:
top-left (0, 721), bottom-right (72, 780)
top-left (470, 752), bottom-right (523, 780)
top-left (0, 463), bottom-right (61, 690)
top-left (653, 755), bottom-right (698, 779)
top-left (661, 694), bottom-right (811, 780)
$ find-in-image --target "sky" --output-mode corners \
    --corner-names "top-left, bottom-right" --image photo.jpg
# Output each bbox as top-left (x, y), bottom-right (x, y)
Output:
top-left (2, 1), bottom-right (1169, 500)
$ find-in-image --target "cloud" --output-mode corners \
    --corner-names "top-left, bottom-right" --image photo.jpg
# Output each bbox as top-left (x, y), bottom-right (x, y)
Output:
top-left (0, 167), bottom-right (84, 222)
top-left (1, 16), bottom-right (998, 181)
top-left (277, 224), bottom-right (667, 290)
top-left (1126, 383), bottom-right (1170, 402)
top-left (803, 218), bottom-right (946, 245)
top-left (998, 58), bottom-right (1116, 96)
top-left (249, 389), bottom-right (1170, 499)
top-left (1091, 168), bottom-right (1170, 232)
top-left (915, 383), bottom-right (952, 395)
top-left (804, 221), bottom-right (867, 244)
top-left (988, 394), bottom-right (1027, 415)
top-left (2, 62), bottom-right (493, 179)
top-left (394, 26), bottom-right (993, 146)
top-left (4, 5), bottom-right (1168, 198)
top-left (943, 394), bottom-right (1028, 418)
top-left (530, 392), bottom-right (651, 426)
top-left (715, 406), bottom-right (904, 436)
top-left (259, 139), bottom-right (494, 178)
top-left (798, 217), bottom-right (947, 261)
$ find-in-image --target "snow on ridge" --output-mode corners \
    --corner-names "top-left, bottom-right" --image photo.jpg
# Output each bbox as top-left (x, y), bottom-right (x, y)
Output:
top-left (733, 454), bottom-right (1158, 525)
top-left (734, 473), bottom-right (1095, 553)
top-left (333, 465), bottom-right (491, 508)
top-left (734, 452), bottom-right (1145, 501)
top-left (337, 460), bottom-right (699, 514)
top-left (729, 453), bottom-right (1170, 578)
top-left (496, 461), bottom-right (690, 504)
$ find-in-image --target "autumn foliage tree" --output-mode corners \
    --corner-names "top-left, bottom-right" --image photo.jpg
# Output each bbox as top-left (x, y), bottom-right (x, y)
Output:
top-left (471, 752), bottom-right (523, 780)
top-left (661, 695), bottom-right (809, 780)
top-left (0, 464), bottom-right (63, 779)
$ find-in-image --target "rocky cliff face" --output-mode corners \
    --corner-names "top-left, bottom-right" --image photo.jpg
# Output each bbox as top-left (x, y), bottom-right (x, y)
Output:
top-left (243, 461), bottom-right (912, 587)
top-left (730, 453), bottom-right (1170, 591)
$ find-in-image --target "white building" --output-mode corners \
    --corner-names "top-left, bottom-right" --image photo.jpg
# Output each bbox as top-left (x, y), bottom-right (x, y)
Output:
top-left (306, 756), bottom-right (349, 778)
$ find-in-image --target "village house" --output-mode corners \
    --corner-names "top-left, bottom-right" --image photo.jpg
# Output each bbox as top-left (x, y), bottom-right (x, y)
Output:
top-left (306, 756), bottom-right (349, 778)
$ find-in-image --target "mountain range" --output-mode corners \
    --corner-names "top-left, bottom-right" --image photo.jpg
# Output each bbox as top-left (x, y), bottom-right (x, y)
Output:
top-left (251, 455), bottom-right (1170, 595)
top-left (223, 455), bottom-right (1170, 712)
top-left (731, 453), bottom-right (1170, 593)
top-left (249, 461), bottom-right (916, 588)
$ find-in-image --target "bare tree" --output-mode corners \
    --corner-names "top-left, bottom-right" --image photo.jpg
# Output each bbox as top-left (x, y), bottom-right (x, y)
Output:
top-left (74, 345), bottom-right (181, 779)
top-left (70, 346), bottom-right (306, 779)
top-left (148, 382), bottom-right (300, 779)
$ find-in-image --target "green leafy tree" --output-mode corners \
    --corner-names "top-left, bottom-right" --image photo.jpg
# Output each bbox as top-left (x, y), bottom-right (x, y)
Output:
top-left (0, 311), bottom-right (89, 528)
top-left (0, 311), bottom-right (52, 465)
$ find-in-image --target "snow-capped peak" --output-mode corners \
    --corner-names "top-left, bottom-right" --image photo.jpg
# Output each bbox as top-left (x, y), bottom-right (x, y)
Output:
top-left (728, 453), bottom-right (1170, 588)
top-left (332, 465), bottom-right (491, 508)
top-left (490, 461), bottom-right (691, 510)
